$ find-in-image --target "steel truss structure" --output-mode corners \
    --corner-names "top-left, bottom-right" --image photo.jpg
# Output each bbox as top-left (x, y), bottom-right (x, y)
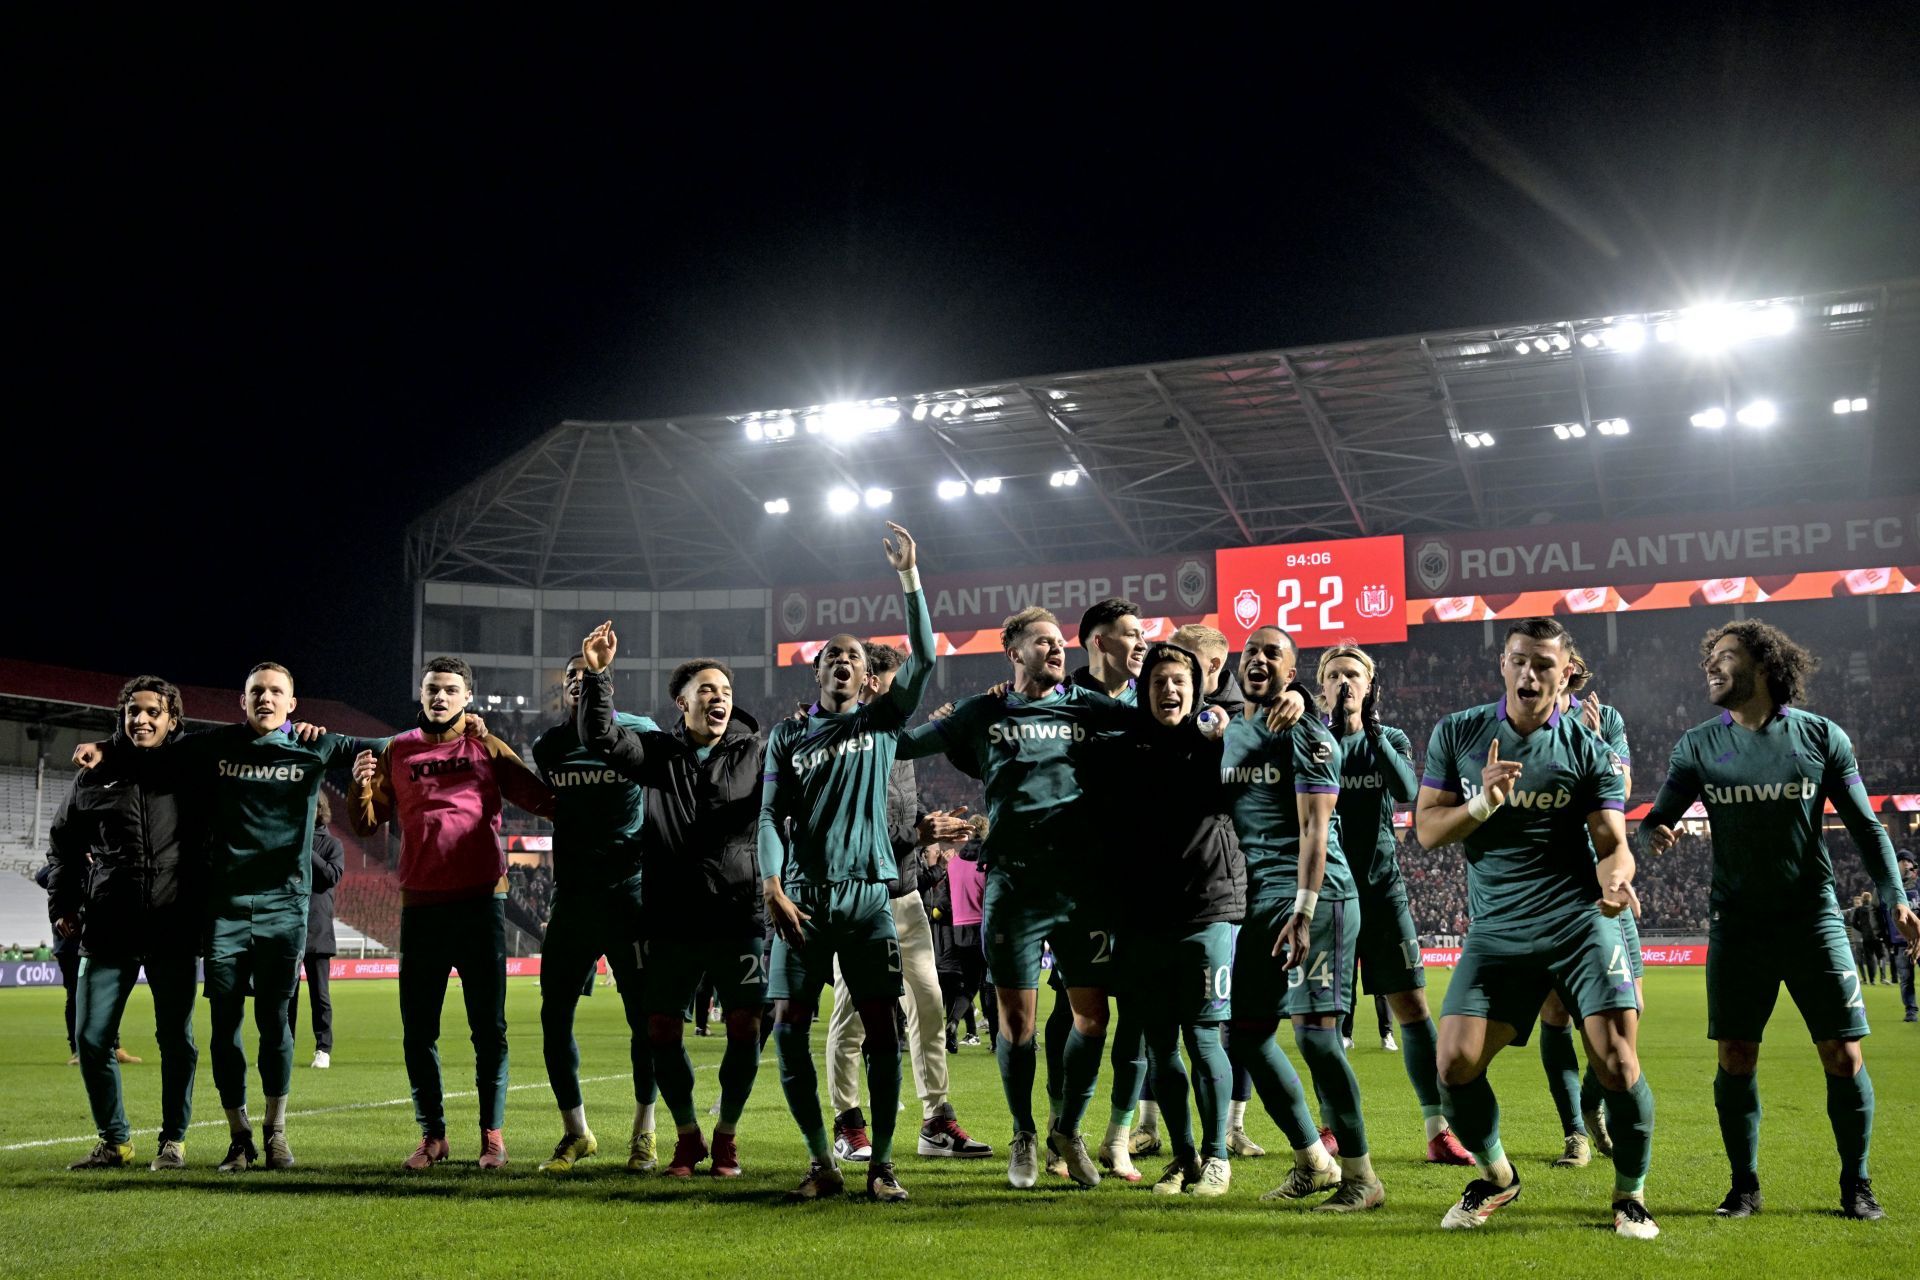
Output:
top-left (407, 280), bottom-right (1919, 590)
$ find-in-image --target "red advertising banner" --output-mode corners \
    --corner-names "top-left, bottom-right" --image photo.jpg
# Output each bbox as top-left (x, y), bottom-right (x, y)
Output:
top-left (323, 957), bottom-right (608, 981)
top-left (1410, 565), bottom-right (1917, 625)
top-left (1406, 496), bottom-right (1920, 598)
top-left (1215, 536), bottom-right (1407, 650)
top-left (1421, 946), bottom-right (1704, 967)
top-left (776, 554), bottom-right (1214, 644)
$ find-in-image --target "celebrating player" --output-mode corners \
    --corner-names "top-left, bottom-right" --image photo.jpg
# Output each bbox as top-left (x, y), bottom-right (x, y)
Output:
top-left (1641, 620), bottom-right (1919, 1220)
top-left (1415, 618), bottom-right (1656, 1238)
top-left (1222, 627), bottom-right (1380, 1212)
top-left (519, 650), bottom-right (660, 1174)
top-left (1316, 644), bottom-right (1472, 1167)
top-left (48, 677), bottom-right (203, 1171)
top-left (350, 657), bottom-right (554, 1171)
top-left (757, 522), bottom-right (931, 1203)
top-left (1070, 597), bottom-right (1145, 704)
top-left (576, 646), bottom-right (770, 1178)
top-left (1537, 648), bottom-right (1641, 1168)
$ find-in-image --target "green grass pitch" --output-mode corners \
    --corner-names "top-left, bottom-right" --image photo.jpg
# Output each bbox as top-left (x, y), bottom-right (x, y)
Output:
top-left (1, 968), bottom-right (1914, 1277)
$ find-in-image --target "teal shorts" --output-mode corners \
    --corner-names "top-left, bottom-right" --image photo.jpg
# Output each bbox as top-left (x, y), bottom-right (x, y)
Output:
top-left (1707, 902), bottom-right (1869, 1044)
top-left (1355, 886), bottom-right (1425, 997)
top-left (1234, 895), bottom-right (1358, 1019)
top-left (1621, 909), bottom-right (1645, 981)
top-left (203, 894), bottom-right (307, 1002)
top-left (768, 881), bottom-right (900, 1005)
top-left (1441, 907), bottom-right (1638, 1045)
top-left (982, 867), bottom-right (1118, 991)
top-left (646, 933), bottom-right (769, 1016)
top-left (1129, 922), bottom-right (1233, 1024)
top-left (543, 880), bottom-right (645, 1000)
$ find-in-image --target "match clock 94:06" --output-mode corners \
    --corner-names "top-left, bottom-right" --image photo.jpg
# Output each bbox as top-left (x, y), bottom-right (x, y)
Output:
top-left (1214, 535), bottom-right (1408, 649)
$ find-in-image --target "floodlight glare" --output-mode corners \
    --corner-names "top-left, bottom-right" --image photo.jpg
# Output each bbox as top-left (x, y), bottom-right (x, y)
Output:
top-left (1579, 332), bottom-right (1600, 349)
top-left (1755, 306), bottom-right (1795, 337)
top-left (1513, 341), bottom-right (1531, 355)
top-left (1597, 417), bottom-right (1630, 436)
top-left (1690, 407), bottom-right (1727, 429)
top-left (763, 418), bottom-right (796, 440)
top-left (827, 487), bottom-right (860, 513)
top-left (972, 478), bottom-right (1002, 495)
top-left (1049, 470), bottom-right (1081, 487)
top-left (744, 422), bottom-right (764, 442)
top-left (1550, 333), bottom-right (1571, 352)
top-left (936, 479), bottom-right (968, 500)
top-left (1475, 432), bottom-right (1495, 447)
top-left (1834, 398), bottom-right (1853, 415)
top-left (863, 486), bottom-right (893, 508)
top-left (1463, 434), bottom-right (1482, 449)
top-left (911, 402), bottom-right (929, 421)
top-left (1568, 423), bottom-right (1586, 439)
top-left (763, 498), bottom-right (790, 515)
top-left (1553, 424), bottom-right (1571, 441)
top-left (1851, 397), bottom-right (1868, 412)
top-left (1606, 321), bottom-right (1647, 352)
top-left (1735, 399), bottom-right (1777, 428)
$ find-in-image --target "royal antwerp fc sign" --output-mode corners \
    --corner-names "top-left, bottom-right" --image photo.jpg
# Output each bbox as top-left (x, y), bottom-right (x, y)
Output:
top-left (776, 554), bottom-right (1214, 643)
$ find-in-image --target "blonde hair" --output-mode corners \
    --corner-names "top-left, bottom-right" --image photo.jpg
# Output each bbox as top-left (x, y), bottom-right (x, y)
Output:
top-left (1001, 606), bottom-right (1059, 651)
top-left (1315, 643), bottom-right (1376, 685)
top-left (1170, 623), bottom-right (1229, 662)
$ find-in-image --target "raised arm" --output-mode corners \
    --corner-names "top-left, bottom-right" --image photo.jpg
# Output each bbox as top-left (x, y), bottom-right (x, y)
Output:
top-left (1638, 738), bottom-right (1702, 857)
top-left (1414, 725), bottom-right (1521, 851)
top-left (484, 735), bottom-right (556, 818)
top-left (882, 522), bottom-right (937, 720)
top-left (1375, 726), bottom-right (1420, 803)
top-left (349, 743), bottom-right (395, 837)
top-left (575, 667), bottom-right (689, 784)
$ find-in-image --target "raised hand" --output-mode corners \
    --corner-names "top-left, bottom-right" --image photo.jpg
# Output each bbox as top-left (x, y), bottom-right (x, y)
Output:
top-left (463, 713), bottom-right (488, 740)
top-left (1481, 738), bottom-right (1523, 808)
top-left (1264, 688), bottom-right (1308, 733)
top-left (882, 521), bottom-right (918, 573)
top-left (351, 750), bottom-right (378, 786)
top-left (1361, 677), bottom-right (1383, 736)
top-left (291, 721), bottom-right (327, 742)
top-left (73, 742), bottom-right (105, 770)
top-left (583, 620), bottom-right (618, 673)
top-left (1579, 695), bottom-right (1603, 735)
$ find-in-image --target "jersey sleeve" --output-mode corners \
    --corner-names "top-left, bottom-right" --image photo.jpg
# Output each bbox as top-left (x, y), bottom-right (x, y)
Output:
top-left (872, 586), bottom-right (937, 729)
top-left (317, 733), bottom-right (392, 768)
top-left (1376, 726), bottom-right (1419, 802)
top-left (1641, 734), bottom-right (1703, 833)
top-left (1822, 722), bottom-right (1907, 908)
top-left (1601, 706), bottom-right (1631, 767)
top-left (1579, 730), bottom-right (1627, 815)
top-left (1293, 724), bottom-right (1341, 794)
top-left (897, 696), bottom-right (980, 771)
top-left (1420, 717), bottom-right (1459, 798)
top-left (756, 725), bottom-right (794, 881)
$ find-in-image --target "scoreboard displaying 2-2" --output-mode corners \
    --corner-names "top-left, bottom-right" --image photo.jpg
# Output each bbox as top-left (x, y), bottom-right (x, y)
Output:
top-left (1214, 535), bottom-right (1407, 649)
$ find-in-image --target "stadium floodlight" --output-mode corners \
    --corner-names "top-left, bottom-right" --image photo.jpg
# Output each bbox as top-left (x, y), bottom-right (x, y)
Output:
top-left (826, 487), bottom-right (860, 513)
top-left (485, 694), bottom-right (503, 706)
top-left (1578, 332), bottom-right (1600, 349)
top-left (863, 486), bottom-right (893, 508)
top-left (1669, 304), bottom-right (1795, 354)
top-left (972, 477), bottom-right (1002, 495)
top-left (1735, 398), bottom-right (1777, 428)
top-left (1603, 321), bottom-right (1647, 352)
top-left (1553, 424), bottom-right (1570, 441)
top-left (763, 498), bottom-right (790, 515)
top-left (1568, 422), bottom-right (1586, 439)
top-left (1463, 432), bottom-right (1495, 448)
top-left (1049, 470), bottom-right (1081, 487)
top-left (1690, 407), bottom-right (1727, 429)
top-left (814, 403), bottom-right (900, 439)
top-left (514, 696), bottom-right (527, 706)
top-left (1852, 397), bottom-right (1869, 412)
top-left (1513, 341), bottom-right (1531, 354)
top-left (1754, 306), bottom-right (1795, 337)
top-left (929, 402), bottom-right (948, 418)
top-left (1597, 417), bottom-right (1630, 436)
top-left (911, 402), bottom-right (929, 421)
top-left (1834, 398), bottom-right (1853, 415)
top-left (1475, 432), bottom-right (1495, 447)
top-left (936, 479), bottom-right (968, 500)
top-left (744, 421), bottom-right (764, 442)
top-left (763, 418), bottom-right (796, 440)
top-left (1550, 333), bottom-right (1571, 352)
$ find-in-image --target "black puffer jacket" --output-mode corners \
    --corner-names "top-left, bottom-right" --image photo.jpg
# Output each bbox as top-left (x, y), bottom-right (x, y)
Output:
top-left (1099, 643), bottom-right (1245, 929)
top-left (577, 670), bottom-right (766, 934)
top-left (45, 729), bottom-right (204, 956)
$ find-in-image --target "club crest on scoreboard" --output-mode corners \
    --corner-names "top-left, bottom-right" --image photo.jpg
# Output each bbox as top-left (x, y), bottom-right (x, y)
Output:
top-left (1356, 583), bottom-right (1395, 618)
top-left (1233, 588), bottom-right (1262, 629)
top-left (1414, 539), bottom-right (1451, 594)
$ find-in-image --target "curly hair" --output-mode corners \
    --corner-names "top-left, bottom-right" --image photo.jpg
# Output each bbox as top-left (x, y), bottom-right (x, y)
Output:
top-left (117, 675), bottom-right (184, 729)
top-left (1700, 619), bottom-right (1819, 706)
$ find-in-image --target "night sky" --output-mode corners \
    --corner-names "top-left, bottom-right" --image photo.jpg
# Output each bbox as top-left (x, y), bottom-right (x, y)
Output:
top-left (11, 8), bottom-right (1917, 724)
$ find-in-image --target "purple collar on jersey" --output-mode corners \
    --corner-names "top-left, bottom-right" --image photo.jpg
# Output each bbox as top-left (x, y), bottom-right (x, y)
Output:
top-left (1496, 694), bottom-right (1561, 728)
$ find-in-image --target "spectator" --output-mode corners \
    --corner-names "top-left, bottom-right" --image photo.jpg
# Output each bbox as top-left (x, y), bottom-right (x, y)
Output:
top-left (289, 794), bottom-right (346, 1069)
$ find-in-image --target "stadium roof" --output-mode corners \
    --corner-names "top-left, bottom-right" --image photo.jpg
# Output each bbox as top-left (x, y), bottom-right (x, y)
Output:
top-left (406, 279), bottom-right (1920, 590)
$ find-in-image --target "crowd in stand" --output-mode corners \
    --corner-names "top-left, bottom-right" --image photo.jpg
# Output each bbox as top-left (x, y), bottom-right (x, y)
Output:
top-left (506, 863), bottom-right (554, 934)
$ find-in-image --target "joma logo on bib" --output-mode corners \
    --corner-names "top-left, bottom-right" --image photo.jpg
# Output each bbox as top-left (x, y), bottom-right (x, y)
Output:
top-left (218, 761), bottom-right (307, 781)
top-left (1703, 780), bottom-right (1818, 804)
top-left (407, 756), bottom-right (476, 782)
